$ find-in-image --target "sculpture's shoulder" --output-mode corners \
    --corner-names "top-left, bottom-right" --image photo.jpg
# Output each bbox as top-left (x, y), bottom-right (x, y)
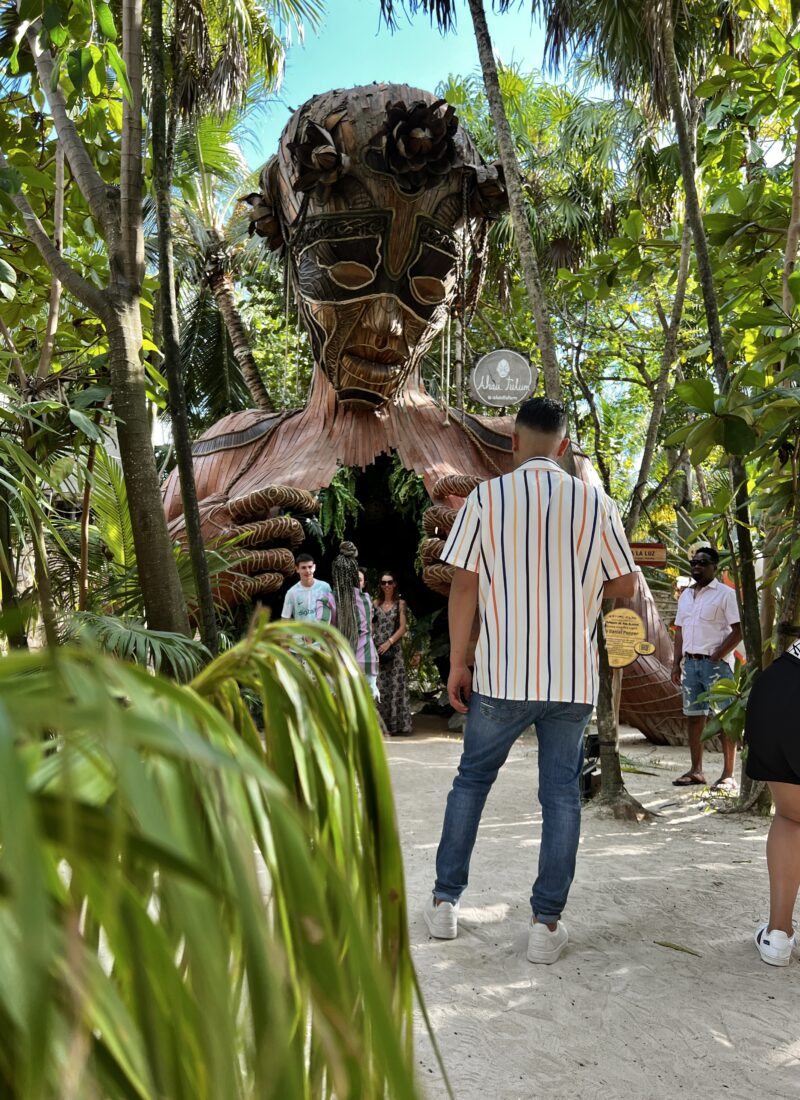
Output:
top-left (190, 409), bottom-right (290, 458)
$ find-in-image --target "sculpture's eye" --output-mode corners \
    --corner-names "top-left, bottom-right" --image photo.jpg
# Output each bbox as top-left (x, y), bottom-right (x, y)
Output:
top-left (411, 275), bottom-right (449, 305)
top-left (328, 261), bottom-right (376, 289)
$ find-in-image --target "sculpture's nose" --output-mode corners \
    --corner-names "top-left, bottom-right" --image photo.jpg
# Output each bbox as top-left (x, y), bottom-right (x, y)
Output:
top-left (361, 296), bottom-right (404, 343)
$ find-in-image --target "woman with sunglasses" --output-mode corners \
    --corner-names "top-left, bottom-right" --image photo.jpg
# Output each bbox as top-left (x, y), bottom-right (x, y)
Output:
top-left (373, 572), bottom-right (412, 737)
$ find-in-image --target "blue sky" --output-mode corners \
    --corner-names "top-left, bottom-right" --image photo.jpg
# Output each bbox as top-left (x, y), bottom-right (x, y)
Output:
top-left (242, 0), bottom-right (547, 169)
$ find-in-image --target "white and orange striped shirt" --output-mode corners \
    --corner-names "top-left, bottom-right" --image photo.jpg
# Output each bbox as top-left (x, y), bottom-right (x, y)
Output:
top-left (440, 457), bottom-right (636, 704)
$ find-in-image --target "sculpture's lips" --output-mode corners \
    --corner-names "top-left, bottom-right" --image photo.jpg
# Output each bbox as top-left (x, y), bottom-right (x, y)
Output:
top-left (344, 344), bottom-right (406, 369)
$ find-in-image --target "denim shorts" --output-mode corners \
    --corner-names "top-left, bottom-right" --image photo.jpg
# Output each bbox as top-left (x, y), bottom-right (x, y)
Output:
top-left (682, 657), bottom-right (731, 716)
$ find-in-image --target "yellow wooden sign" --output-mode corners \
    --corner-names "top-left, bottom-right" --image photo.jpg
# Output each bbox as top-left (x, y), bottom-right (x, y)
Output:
top-left (604, 608), bottom-right (656, 668)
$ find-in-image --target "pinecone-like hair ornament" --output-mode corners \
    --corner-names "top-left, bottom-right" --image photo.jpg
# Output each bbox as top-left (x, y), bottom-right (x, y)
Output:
top-left (470, 162), bottom-right (508, 216)
top-left (239, 191), bottom-right (284, 251)
top-left (288, 120), bottom-right (350, 200)
top-left (373, 98), bottom-right (459, 192)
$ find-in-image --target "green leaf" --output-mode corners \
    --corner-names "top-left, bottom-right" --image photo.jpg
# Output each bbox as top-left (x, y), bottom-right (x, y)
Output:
top-left (0, 259), bottom-right (16, 303)
top-left (66, 48), bottom-right (93, 92)
top-left (675, 378), bottom-right (716, 414)
top-left (686, 418), bottom-right (720, 465)
top-left (787, 271), bottom-right (800, 306)
top-left (42, 3), bottom-right (63, 30)
top-left (727, 187), bottom-right (747, 214)
top-left (96, 2), bottom-right (117, 39)
top-left (721, 415), bottom-right (757, 455)
top-left (105, 43), bottom-right (132, 104)
top-left (621, 210), bottom-right (644, 240)
top-left (68, 408), bottom-right (102, 440)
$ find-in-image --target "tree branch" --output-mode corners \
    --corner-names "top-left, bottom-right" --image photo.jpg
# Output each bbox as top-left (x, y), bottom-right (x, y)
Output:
top-left (26, 28), bottom-right (117, 240)
top-left (0, 318), bottom-right (28, 390)
top-left (0, 151), bottom-right (108, 317)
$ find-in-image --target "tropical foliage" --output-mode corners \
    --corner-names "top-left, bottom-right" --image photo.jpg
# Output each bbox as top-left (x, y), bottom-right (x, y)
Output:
top-left (0, 618), bottom-right (423, 1098)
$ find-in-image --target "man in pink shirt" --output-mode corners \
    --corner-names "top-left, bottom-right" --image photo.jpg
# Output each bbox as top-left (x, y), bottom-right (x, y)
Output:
top-left (670, 546), bottom-right (742, 789)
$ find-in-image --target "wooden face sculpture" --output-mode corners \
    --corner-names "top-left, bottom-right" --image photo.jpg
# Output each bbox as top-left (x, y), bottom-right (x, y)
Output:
top-left (244, 84), bottom-right (506, 409)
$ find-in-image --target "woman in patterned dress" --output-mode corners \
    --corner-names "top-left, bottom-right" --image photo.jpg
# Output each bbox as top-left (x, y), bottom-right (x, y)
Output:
top-left (373, 572), bottom-right (412, 737)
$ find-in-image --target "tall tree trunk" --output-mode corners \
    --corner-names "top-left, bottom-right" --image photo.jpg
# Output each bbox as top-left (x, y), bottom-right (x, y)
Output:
top-left (665, 11), bottom-right (767, 812)
top-left (625, 220), bottom-right (691, 537)
top-left (208, 263), bottom-right (274, 412)
top-left (595, 615), bottom-right (655, 821)
top-left (36, 141), bottom-right (64, 380)
top-left (105, 300), bottom-right (191, 635)
top-left (150, 0), bottom-right (219, 655)
top-left (465, 0), bottom-right (562, 401)
top-left (663, 9), bottom-right (726, 390)
top-left (12, 18), bottom-right (191, 638)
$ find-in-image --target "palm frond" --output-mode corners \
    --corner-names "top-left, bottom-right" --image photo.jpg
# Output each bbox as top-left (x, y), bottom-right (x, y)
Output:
top-left (178, 287), bottom-right (251, 426)
top-left (0, 618), bottom-right (425, 1097)
top-left (90, 448), bottom-right (136, 571)
top-left (63, 612), bottom-right (209, 678)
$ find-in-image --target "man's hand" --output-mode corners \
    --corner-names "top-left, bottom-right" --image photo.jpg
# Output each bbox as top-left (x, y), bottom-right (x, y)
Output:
top-left (670, 663), bottom-right (682, 687)
top-left (448, 662), bottom-right (472, 714)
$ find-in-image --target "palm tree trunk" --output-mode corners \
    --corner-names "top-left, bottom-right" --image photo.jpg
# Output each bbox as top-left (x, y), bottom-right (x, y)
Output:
top-left (150, 0), bottom-right (219, 655)
top-left (465, 0), bottom-right (562, 401)
top-left (664, 11), bottom-right (767, 812)
top-left (664, 9), bottom-right (761, 662)
top-left (625, 220), bottom-right (691, 538)
top-left (663, 8), bottom-right (727, 390)
top-left (105, 299), bottom-right (191, 635)
top-left (208, 267), bottom-right (274, 411)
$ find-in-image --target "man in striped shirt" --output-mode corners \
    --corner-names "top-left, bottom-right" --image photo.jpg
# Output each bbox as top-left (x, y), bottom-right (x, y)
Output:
top-left (424, 397), bottom-right (637, 963)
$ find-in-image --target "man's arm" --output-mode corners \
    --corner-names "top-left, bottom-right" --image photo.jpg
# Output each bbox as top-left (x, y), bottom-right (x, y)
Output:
top-left (603, 572), bottom-right (636, 600)
top-left (671, 624), bottom-right (683, 686)
top-left (711, 622), bottom-right (742, 662)
top-left (447, 567), bottom-right (479, 714)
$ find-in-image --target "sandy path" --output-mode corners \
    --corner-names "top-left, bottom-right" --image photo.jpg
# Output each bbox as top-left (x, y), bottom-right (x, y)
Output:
top-left (389, 723), bottom-right (799, 1099)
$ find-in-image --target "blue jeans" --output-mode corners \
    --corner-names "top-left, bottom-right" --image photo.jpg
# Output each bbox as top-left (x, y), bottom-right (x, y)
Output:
top-left (434, 692), bottom-right (593, 924)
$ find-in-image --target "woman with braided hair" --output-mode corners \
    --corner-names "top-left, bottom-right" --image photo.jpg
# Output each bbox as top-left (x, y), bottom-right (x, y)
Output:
top-left (331, 542), bottom-right (380, 700)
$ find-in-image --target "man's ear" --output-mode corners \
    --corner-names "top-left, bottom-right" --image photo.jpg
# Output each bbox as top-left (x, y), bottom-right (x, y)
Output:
top-left (556, 436), bottom-right (570, 458)
top-left (511, 431), bottom-right (520, 453)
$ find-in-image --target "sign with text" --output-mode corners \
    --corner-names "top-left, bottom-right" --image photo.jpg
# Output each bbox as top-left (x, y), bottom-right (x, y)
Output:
top-left (469, 349), bottom-right (536, 408)
top-left (604, 608), bottom-right (656, 669)
top-left (630, 542), bottom-right (668, 569)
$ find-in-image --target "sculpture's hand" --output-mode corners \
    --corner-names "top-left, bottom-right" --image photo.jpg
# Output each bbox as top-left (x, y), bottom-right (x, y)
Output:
top-left (172, 485), bottom-right (319, 609)
top-left (419, 473), bottom-right (483, 597)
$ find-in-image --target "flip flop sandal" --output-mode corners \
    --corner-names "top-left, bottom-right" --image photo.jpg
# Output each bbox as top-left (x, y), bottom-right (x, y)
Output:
top-left (672, 773), bottom-right (706, 786)
top-left (711, 777), bottom-right (738, 791)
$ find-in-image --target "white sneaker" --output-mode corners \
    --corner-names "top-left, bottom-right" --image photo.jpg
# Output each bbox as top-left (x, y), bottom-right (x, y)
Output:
top-left (527, 919), bottom-right (569, 964)
top-left (754, 922), bottom-right (795, 967)
top-left (423, 895), bottom-right (459, 939)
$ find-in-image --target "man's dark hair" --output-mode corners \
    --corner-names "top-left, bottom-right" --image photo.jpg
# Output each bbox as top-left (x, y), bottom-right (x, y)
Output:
top-left (695, 546), bottom-right (719, 565)
top-left (516, 396), bottom-right (567, 435)
top-left (295, 552), bottom-right (314, 565)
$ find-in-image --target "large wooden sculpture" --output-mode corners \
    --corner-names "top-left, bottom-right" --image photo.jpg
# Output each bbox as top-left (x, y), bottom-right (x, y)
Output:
top-left (163, 83), bottom-right (685, 744)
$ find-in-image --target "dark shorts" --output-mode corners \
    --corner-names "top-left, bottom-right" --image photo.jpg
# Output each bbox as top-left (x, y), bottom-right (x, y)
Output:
top-left (744, 653), bottom-right (800, 785)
